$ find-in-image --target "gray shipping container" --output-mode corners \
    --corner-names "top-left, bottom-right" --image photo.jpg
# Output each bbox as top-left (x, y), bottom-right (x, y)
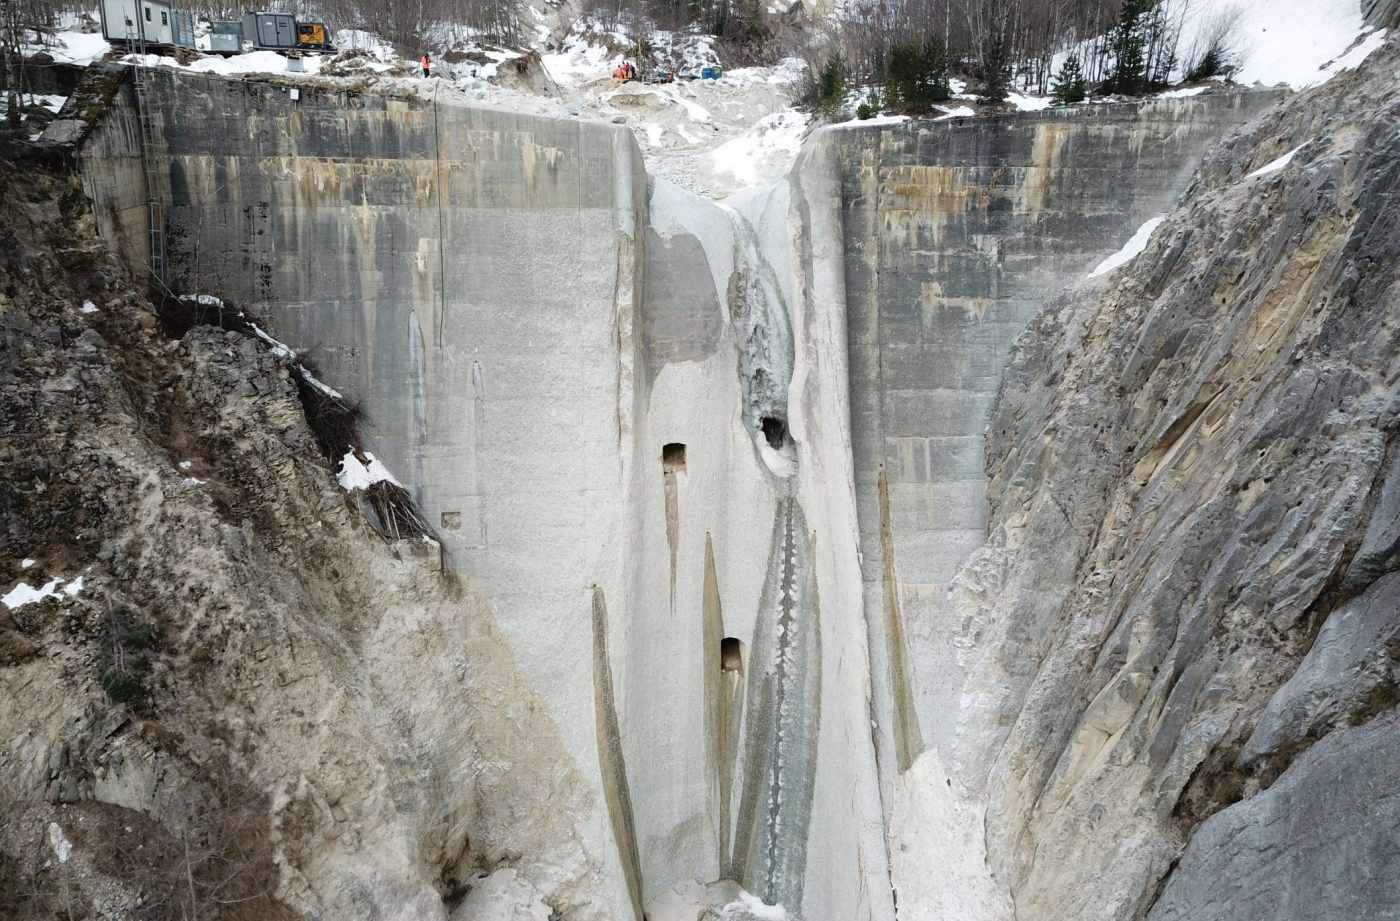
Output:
top-left (241, 12), bottom-right (296, 49)
top-left (171, 9), bottom-right (195, 47)
top-left (208, 20), bottom-right (242, 53)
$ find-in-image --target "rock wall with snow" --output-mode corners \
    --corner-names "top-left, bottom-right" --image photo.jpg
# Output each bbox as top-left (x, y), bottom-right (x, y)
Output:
top-left (68, 59), bottom-right (1387, 921)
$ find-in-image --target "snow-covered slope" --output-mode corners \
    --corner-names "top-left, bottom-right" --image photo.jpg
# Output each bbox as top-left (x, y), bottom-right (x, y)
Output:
top-left (1173, 0), bottom-right (1385, 87)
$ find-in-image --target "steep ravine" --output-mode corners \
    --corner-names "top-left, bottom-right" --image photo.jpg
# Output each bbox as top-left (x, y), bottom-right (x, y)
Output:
top-left (6, 34), bottom-right (1399, 921)
top-left (945, 36), bottom-right (1400, 921)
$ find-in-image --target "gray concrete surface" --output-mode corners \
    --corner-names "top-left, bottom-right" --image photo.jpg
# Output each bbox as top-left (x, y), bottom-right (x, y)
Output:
top-left (813, 92), bottom-right (1284, 790)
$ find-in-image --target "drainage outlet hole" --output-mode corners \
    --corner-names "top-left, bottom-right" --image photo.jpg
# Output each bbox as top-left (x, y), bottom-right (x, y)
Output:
top-left (760, 417), bottom-right (788, 450)
top-left (721, 637), bottom-right (744, 672)
top-left (662, 442), bottom-right (687, 472)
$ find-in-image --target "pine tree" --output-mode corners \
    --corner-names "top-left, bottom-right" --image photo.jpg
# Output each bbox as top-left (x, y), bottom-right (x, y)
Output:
top-left (922, 37), bottom-right (951, 103)
top-left (886, 42), bottom-right (922, 109)
top-left (1106, 0), bottom-right (1154, 95)
top-left (885, 37), bottom-right (950, 112)
top-left (816, 54), bottom-right (847, 120)
top-left (1052, 52), bottom-right (1087, 105)
top-left (977, 24), bottom-right (1012, 104)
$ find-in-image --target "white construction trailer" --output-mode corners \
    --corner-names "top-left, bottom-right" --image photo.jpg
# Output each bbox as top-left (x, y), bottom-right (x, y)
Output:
top-left (99, 0), bottom-right (194, 47)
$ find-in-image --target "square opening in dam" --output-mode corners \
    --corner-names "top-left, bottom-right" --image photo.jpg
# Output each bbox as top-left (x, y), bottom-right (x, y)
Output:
top-left (761, 417), bottom-right (788, 450)
top-left (721, 637), bottom-right (743, 672)
top-left (662, 442), bottom-right (687, 472)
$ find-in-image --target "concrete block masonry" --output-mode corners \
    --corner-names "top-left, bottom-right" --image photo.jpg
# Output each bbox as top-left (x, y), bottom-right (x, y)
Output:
top-left (75, 67), bottom-right (1282, 921)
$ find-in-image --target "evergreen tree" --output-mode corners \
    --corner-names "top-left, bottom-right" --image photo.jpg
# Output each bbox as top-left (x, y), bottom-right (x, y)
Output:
top-left (814, 54), bottom-right (847, 120)
top-left (886, 42), bottom-right (922, 109)
top-left (976, 23), bottom-right (1012, 104)
top-left (1106, 0), bottom-right (1154, 95)
top-left (1052, 52), bottom-right (1087, 104)
top-left (885, 37), bottom-right (950, 112)
top-left (922, 37), bottom-right (952, 103)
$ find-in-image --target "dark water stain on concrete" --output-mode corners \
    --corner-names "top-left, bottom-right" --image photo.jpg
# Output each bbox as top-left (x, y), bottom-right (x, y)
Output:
top-left (591, 586), bottom-right (645, 920)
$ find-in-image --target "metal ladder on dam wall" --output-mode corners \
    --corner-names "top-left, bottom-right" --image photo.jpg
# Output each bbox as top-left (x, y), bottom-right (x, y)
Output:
top-left (125, 16), bottom-right (167, 285)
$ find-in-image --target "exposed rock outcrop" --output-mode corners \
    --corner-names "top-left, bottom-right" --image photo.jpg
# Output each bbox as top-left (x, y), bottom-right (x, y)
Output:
top-left (948, 35), bottom-right (1400, 921)
top-left (0, 160), bottom-right (609, 921)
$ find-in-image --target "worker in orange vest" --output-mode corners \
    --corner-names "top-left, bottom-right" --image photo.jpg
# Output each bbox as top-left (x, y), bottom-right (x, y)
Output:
top-left (421, 53), bottom-right (432, 78)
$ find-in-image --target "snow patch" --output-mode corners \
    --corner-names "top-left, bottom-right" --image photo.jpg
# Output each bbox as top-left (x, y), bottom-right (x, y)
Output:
top-left (1158, 86), bottom-right (1208, 99)
top-left (47, 823), bottom-right (73, 864)
top-left (935, 105), bottom-right (978, 120)
top-left (647, 879), bottom-right (787, 921)
top-left (1089, 216), bottom-right (1167, 278)
top-left (708, 109), bottom-right (808, 189)
top-left (3, 575), bottom-right (82, 610)
top-left (1007, 92), bottom-right (1053, 111)
top-left (1317, 29), bottom-right (1388, 83)
top-left (832, 113), bottom-right (909, 128)
top-left (21, 559), bottom-right (35, 569)
top-left (80, 300), bottom-right (98, 313)
top-left (33, 30), bottom-right (110, 65)
top-left (337, 451), bottom-right (403, 491)
top-left (890, 751), bottom-right (1014, 919)
top-left (249, 323), bottom-right (295, 360)
top-left (1247, 143), bottom-right (1309, 179)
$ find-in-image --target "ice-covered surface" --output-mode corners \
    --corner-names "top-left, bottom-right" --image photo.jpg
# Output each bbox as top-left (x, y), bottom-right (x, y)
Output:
top-left (336, 450), bottom-right (403, 491)
top-left (1089, 215), bottom-right (1167, 277)
top-left (1247, 143), bottom-right (1310, 179)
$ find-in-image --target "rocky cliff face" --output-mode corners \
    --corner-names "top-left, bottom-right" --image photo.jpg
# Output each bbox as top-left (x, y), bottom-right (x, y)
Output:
top-left (0, 159), bottom-right (611, 920)
top-left (947, 36), bottom-right (1400, 921)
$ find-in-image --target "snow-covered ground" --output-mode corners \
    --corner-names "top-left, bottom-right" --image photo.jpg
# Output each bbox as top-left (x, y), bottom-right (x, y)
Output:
top-left (1046, 0), bottom-right (1387, 89)
top-left (1174, 0), bottom-right (1384, 88)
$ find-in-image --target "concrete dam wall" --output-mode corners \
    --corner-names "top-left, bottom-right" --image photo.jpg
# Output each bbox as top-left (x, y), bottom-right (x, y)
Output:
top-left (76, 69), bottom-right (1281, 921)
